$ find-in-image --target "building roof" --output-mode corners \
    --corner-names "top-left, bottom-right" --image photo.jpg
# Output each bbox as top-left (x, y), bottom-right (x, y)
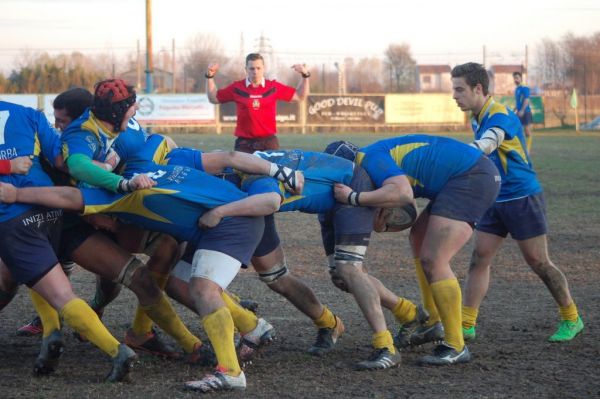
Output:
top-left (490, 64), bottom-right (526, 74)
top-left (418, 65), bottom-right (451, 74)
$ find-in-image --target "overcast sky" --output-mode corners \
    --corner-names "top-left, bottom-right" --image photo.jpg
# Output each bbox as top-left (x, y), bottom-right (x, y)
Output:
top-left (1, 0), bottom-right (599, 73)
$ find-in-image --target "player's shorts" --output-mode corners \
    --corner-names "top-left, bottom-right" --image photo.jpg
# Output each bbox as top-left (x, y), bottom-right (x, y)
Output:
top-left (427, 156), bottom-right (500, 225)
top-left (234, 135), bottom-right (279, 153)
top-left (253, 214), bottom-right (281, 257)
top-left (476, 192), bottom-right (547, 240)
top-left (319, 166), bottom-right (376, 255)
top-left (0, 207), bottom-right (62, 287)
top-left (57, 213), bottom-right (98, 263)
top-left (519, 110), bottom-right (533, 126)
top-left (186, 215), bottom-right (265, 267)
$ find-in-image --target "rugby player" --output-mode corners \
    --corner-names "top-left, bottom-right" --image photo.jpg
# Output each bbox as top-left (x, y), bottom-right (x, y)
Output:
top-left (333, 134), bottom-right (501, 365)
top-left (451, 62), bottom-right (583, 342)
top-left (0, 100), bottom-right (137, 382)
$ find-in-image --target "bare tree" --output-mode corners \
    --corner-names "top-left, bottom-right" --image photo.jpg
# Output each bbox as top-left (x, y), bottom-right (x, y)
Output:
top-left (183, 33), bottom-right (229, 92)
top-left (384, 43), bottom-right (417, 92)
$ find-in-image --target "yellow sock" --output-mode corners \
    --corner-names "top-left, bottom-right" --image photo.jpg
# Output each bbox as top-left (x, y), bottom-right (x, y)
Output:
top-left (462, 306), bottom-right (479, 329)
top-left (202, 307), bottom-right (241, 376)
top-left (221, 291), bottom-right (257, 334)
top-left (526, 135), bottom-right (533, 153)
top-left (559, 302), bottom-right (579, 323)
top-left (430, 278), bottom-right (464, 352)
top-left (227, 291), bottom-right (242, 303)
top-left (60, 298), bottom-right (120, 357)
top-left (313, 306), bottom-right (336, 329)
top-left (30, 289), bottom-right (60, 338)
top-left (371, 330), bottom-right (395, 354)
top-left (141, 294), bottom-right (201, 353)
top-left (392, 298), bottom-right (417, 325)
top-left (415, 258), bottom-right (440, 325)
top-left (131, 271), bottom-right (171, 336)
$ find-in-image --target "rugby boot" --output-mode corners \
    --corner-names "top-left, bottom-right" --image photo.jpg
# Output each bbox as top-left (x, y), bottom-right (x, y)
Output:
top-left (355, 347), bottom-right (401, 370)
top-left (419, 342), bottom-right (471, 366)
top-left (124, 327), bottom-right (181, 359)
top-left (33, 330), bottom-right (64, 376)
top-left (185, 367), bottom-right (246, 392)
top-left (105, 344), bottom-right (138, 383)
top-left (406, 321), bottom-right (445, 347)
top-left (548, 317), bottom-right (584, 342)
top-left (394, 305), bottom-right (430, 349)
top-left (185, 342), bottom-right (218, 367)
top-left (307, 315), bottom-right (345, 356)
top-left (462, 325), bottom-right (476, 341)
top-left (237, 318), bottom-right (275, 362)
top-left (17, 316), bottom-right (43, 337)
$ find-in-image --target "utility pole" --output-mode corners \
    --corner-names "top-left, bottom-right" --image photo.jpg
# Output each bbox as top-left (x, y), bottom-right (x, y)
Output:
top-left (136, 39), bottom-right (142, 90)
top-left (145, 0), bottom-right (153, 94)
top-left (172, 38), bottom-right (176, 93)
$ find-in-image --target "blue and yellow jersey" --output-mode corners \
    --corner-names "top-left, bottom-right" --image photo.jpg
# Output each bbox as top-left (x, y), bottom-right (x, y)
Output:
top-left (61, 108), bottom-right (147, 171)
top-left (515, 85), bottom-right (531, 113)
top-left (242, 150), bottom-right (354, 213)
top-left (356, 134), bottom-right (481, 200)
top-left (0, 101), bottom-right (62, 222)
top-left (472, 97), bottom-right (540, 201)
top-left (80, 162), bottom-right (247, 242)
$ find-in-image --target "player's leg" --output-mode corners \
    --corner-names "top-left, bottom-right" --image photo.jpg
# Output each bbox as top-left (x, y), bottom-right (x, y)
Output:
top-left (184, 216), bottom-right (265, 393)
top-left (0, 258), bottom-right (18, 312)
top-left (252, 214), bottom-right (343, 356)
top-left (461, 231), bottom-right (505, 340)
top-left (517, 235), bottom-right (583, 342)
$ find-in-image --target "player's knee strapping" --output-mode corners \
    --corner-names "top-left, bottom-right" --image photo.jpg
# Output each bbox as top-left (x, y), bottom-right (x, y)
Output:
top-left (258, 260), bottom-right (289, 284)
top-left (113, 256), bottom-right (145, 287)
top-left (333, 245), bottom-right (367, 265)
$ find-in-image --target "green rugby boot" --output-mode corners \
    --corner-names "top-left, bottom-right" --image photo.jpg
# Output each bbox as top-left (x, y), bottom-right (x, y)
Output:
top-left (548, 317), bottom-right (584, 342)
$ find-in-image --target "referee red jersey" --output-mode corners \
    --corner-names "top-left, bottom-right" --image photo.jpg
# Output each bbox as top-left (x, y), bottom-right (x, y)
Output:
top-left (216, 79), bottom-right (295, 139)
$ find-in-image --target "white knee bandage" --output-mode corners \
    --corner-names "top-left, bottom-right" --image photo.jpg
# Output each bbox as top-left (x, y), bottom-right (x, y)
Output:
top-left (334, 245), bottom-right (367, 265)
top-left (170, 260), bottom-right (193, 283)
top-left (114, 257), bottom-right (145, 287)
top-left (191, 249), bottom-right (241, 290)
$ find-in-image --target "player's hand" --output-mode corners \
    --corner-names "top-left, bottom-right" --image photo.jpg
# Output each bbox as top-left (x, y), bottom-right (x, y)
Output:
top-left (373, 208), bottom-right (391, 232)
top-left (10, 156), bottom-right (33, 175)
top-left (291, 64), bottom-right (308, 76)
top-left (287, 171), bottom-right (304, 195)
top-left (129, 174), bottom-right (157, 190)
top-left (0, 182), bottom-right (18, 203)
top-left (207, 63), bottom-right (220, 77)
top-left (198, 209), bottom-right (223, 229)
top-left (333, 183), bottom-right (353, 204)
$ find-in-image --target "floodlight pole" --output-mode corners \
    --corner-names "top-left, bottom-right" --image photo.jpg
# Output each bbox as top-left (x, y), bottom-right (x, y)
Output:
top-left (145, 0), bottom-right (154, 93)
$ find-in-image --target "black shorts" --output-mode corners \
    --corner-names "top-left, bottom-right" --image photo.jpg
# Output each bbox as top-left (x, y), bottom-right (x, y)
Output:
top-left (476, 192), bottom-right (548, 240)
top-left (0, 207), bottom-right (62, 286)
top-left (428, 156), bottom-right (500, 225)
top-left (185, 216), bottom-right (265, 267)
top-left (57, 213), bottom-right (99, 263)
top-left (234, 135), bottom-right (279, 153)
top-left (319, 166), bottom-right (376, 255)
top-left (519, 110), bottom-right (533, 126)
top-left (253, 214), bottom-right (281, 258)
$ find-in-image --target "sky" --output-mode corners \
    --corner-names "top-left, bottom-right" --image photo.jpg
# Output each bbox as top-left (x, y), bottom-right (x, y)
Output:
top-left (1, 0), bottom-right (599, 74)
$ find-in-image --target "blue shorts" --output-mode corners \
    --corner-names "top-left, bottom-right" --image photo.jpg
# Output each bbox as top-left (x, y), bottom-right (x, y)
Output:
top-left (319, 166), bottom-right (376, 255)
top-left (253, 214), bottom-right (281, 257)
top-left (428, 156), bottom-right (500, 225)
top-left (57, 213), bottom-right (99, 263)
top-left (476, 192), bottom-right (547, 240)
top-left (519, 110), bottom-right (533, 126)
top-left (0, 207), bottom-right (63, 286)
top-left (188, 216), bottom-right (265, 267)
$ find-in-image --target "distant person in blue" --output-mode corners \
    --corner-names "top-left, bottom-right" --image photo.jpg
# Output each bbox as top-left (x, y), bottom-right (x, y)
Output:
top-left (334, 134), bottom-right (501, 366)
top-left (451, 62), bottom-right (583, 344)
top-left (513, 71), bottom-right (533, 152)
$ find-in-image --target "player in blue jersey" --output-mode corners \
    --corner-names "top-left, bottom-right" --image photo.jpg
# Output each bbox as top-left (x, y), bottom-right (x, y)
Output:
top-left (332, 134), bottom-right (501, 366)
top-left (513, 71), bottom-right (533, 152)
top-left (451, 62), bottom-right (583, 343)
top-left (196, 147), bottom-right (429, 370)
top-left (0, 101), bottom-right (138, 382)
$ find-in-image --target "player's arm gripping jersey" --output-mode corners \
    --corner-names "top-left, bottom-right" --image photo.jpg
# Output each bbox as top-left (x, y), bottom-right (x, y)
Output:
top-left (356, 135), bottom-right (482, 200)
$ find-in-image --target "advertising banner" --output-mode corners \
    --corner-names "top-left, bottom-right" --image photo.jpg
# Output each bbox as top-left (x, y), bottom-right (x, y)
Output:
top-left (0, 94), bottom-right (38, 110)
top-left (219, 101), bottom-right (300, 124)
top-left (497, 96), bottom-right (545, 124)
top-left (135, 94), bottom-right (215, 125)
top-left (306, 95), bottom-right (385, 124)
top-left (385, 94), bottom-right (464, 124)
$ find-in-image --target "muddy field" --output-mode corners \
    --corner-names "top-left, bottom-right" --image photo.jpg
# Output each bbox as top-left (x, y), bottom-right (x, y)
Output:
top-left (1, 133), bottom-right (599, 398)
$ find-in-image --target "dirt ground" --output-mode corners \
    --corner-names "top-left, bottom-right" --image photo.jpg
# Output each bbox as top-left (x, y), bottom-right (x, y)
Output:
top-left (1, 134), bottom-right (599, 398)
